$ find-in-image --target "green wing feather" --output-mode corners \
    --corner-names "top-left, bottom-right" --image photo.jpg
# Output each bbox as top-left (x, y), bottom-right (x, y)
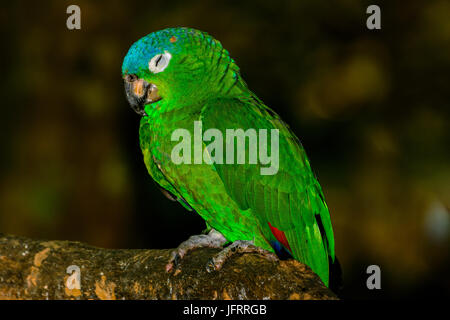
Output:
top-left (200, 96), bottom-right (335, 285)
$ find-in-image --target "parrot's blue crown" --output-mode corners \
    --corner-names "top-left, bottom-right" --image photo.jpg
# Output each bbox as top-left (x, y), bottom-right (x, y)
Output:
top-left (122, 27), bottom-right (220, 77)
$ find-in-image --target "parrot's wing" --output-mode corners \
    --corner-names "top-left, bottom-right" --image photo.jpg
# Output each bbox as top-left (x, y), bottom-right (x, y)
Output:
top-left (139, 118), bottom-right (193, 211)
top-left (200, 96), bottom-right (335, 285)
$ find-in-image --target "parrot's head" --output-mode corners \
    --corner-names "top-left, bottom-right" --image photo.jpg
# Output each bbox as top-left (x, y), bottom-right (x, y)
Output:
top-left (122, 27), bottom-right (242, 116)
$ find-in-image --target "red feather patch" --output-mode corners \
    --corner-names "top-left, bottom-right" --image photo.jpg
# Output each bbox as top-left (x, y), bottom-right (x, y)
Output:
top-left (268, 222), bottom-right (292, 252)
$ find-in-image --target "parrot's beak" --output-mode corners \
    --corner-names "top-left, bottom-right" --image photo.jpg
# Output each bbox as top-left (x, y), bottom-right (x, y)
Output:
top-left (123, 74), bottom-right (161, 116)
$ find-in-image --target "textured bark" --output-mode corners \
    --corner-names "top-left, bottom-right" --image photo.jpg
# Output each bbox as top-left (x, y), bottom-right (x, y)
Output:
top-left (0, 233), bottom-right (337, 300)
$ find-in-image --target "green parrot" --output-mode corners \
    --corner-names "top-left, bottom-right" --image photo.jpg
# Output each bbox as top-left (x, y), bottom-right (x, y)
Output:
top-left (122, 27), bottom-right (337, 287)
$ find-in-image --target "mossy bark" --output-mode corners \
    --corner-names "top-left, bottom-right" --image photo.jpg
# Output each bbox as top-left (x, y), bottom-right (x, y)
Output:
top-left (0, 233), bottom-right (337, 300)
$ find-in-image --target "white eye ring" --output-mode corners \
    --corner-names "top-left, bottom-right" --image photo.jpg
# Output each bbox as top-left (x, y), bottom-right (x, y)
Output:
top-left (148, 51), bottom-right (172, 74)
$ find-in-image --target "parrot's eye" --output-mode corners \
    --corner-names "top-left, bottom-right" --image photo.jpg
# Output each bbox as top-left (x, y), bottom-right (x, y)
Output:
top-left (149, 51), bottom-right (172, 74)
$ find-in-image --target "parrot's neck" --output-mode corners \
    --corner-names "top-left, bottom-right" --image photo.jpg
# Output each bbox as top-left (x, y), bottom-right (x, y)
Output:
top-left (144, 76), bottom-right (251, 117)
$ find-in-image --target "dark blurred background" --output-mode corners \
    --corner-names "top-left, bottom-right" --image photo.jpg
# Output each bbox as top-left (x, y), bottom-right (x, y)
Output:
top-left (0, 0), bottom-right (448, 299)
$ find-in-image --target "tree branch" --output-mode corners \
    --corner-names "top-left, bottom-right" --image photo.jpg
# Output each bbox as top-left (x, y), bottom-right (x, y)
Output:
top-left (0, 233), bottom-right (337, 300)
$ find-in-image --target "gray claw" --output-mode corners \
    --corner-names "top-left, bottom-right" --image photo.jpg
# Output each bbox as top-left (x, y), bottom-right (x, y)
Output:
top-left (204, 240), bottom-right (279, 272)
top-left (165, 229), bottom-right (227, 273)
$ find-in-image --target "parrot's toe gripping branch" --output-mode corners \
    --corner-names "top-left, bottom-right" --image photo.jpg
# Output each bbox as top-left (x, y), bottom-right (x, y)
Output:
top-left (206, 240), bottom-right (279, 273)
top-left (165, 229), bottom-right (227, 273)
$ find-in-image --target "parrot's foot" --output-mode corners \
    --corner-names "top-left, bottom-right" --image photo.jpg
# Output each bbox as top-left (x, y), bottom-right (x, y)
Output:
top-left (166, 229), bottom-right (227, 273)
top-left (206, 240), bottom-right (279, 273)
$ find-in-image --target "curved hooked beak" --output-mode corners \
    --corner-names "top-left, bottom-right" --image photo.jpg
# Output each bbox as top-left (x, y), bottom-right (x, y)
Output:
top-left (123, 74), bottom-right (162, 116)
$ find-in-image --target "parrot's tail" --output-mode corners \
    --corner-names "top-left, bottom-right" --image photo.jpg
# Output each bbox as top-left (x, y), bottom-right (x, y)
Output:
top-left (329, 255), bottom-right (343, 296)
